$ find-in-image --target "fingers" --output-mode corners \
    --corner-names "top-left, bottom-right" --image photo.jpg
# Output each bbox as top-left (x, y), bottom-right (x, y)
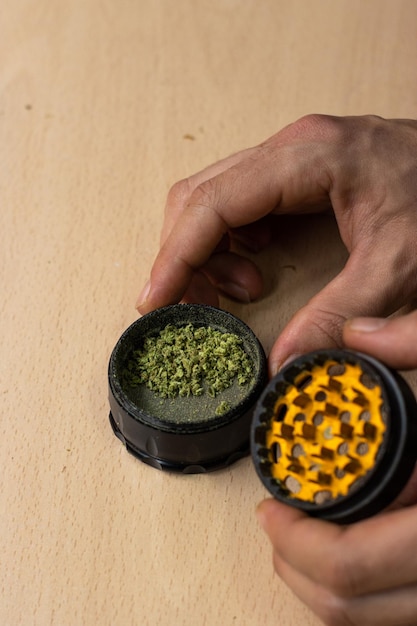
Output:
top-left (159, 146), bottom-right (259, 245)
top-left (137, 247), bottom-right (264, 311)
top-left (272, 551), bottom-right (417, 626)
top-left (202, 251), bottom-right (263, 302)
top-left (229, 218), bottom-right (275, 252)
top-left (173, 251), bottom-right (264, 304)
top-left (178, 271), bottom-right (220, 307)
top-left (256, 498), bottom-right (417, 623)
top-left (257, 498), bottom-right (417, 593)
top-left (137, 118), bottom-right (333, 313)
top-left (343, 310), bottom-right (417, 369)
top-left (269, 555), bottom-right (337, 626)
top-left (137, 202), bottom-right (229, 311)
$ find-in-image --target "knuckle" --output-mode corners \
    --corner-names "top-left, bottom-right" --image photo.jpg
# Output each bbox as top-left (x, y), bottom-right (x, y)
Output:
top-left (279, 113), bottom-right (347, 143)
top-left (166, 177), bottom-right (194, 209)
top-left (166, 175), bottom-right (225, 217)
top-left (168, 176), bottom-right (229, 229)
top-left (296, 112), bottom-right (334, 132)
top-left (188, 178), bottom-right (229, 226)
top-left (191, 177), bottom-right (219, 208)
top-left (260, 113), bottom-right (353, 162)
top-left (306, 305), bottom-right (348, 348)
top-left (361, 113), bottom-right (385, 127)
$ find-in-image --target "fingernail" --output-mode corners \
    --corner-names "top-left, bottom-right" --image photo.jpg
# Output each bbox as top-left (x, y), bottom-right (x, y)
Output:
top-left (136, 279), bottom-right (151, 310)
top-left (218, 282), bottom-right (251, 303)
top-left (270, 353), bottom-right (301, 377)
top-left (347, 317), bottom-right (388, 333)
top-left (279, 353), bottom-right (301, 371)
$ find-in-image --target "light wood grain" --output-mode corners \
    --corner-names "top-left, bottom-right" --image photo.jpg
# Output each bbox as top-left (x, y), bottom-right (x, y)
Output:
top-left (2, 1), bottom-right (417, 624)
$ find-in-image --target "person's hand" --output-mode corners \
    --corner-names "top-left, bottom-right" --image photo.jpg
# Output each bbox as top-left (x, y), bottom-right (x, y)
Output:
top-left (136, 114), bottom-right (417, 374)
top-left (256, 312), bottom-right (417, 626)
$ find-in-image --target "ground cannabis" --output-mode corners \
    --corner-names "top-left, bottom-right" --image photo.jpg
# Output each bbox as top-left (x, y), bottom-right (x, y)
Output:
top-left (215, 400), bottom-right (231, 416)
top-left (122, 323), bottom-right (253, 408)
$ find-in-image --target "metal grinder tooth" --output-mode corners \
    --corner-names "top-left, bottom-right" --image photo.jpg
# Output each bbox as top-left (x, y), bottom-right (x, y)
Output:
top-left (265, 358), bottom-right (386, 503)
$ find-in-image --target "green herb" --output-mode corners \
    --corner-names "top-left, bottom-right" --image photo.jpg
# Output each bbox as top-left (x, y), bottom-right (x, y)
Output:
top-left (122, 323), bottom-right (253, 404)
top-left (215, 400), bottom-right (231, 416)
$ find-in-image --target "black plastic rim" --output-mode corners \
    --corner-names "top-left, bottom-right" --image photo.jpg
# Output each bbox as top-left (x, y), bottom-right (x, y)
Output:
top-left (251, 349), bottom-right (417, 523)
top-left (108, 304), bottom-right (267, 473)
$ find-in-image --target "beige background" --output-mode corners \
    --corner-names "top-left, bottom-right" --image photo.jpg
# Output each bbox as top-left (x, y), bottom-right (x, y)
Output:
top-left (2, 1), bottom-right (417, 625)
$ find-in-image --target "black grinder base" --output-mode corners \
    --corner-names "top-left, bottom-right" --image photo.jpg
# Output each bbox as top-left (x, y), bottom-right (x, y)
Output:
top-left (108, 304), bottom-right (267, 473)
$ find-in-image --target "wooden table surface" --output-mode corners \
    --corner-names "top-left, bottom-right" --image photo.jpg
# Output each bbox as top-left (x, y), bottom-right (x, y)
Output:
top-left (2, 1), bottom-right (417, 624)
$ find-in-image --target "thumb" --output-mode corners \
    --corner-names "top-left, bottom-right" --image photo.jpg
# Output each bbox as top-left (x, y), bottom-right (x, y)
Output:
top-left (268, 242), bottom-right (416, 375)
top-left (344, 310), bottom-right (417, 510)
top-left (343, 310), bottom-right (417, 370)
top-left (269, 256), bottom-right (386, 374)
